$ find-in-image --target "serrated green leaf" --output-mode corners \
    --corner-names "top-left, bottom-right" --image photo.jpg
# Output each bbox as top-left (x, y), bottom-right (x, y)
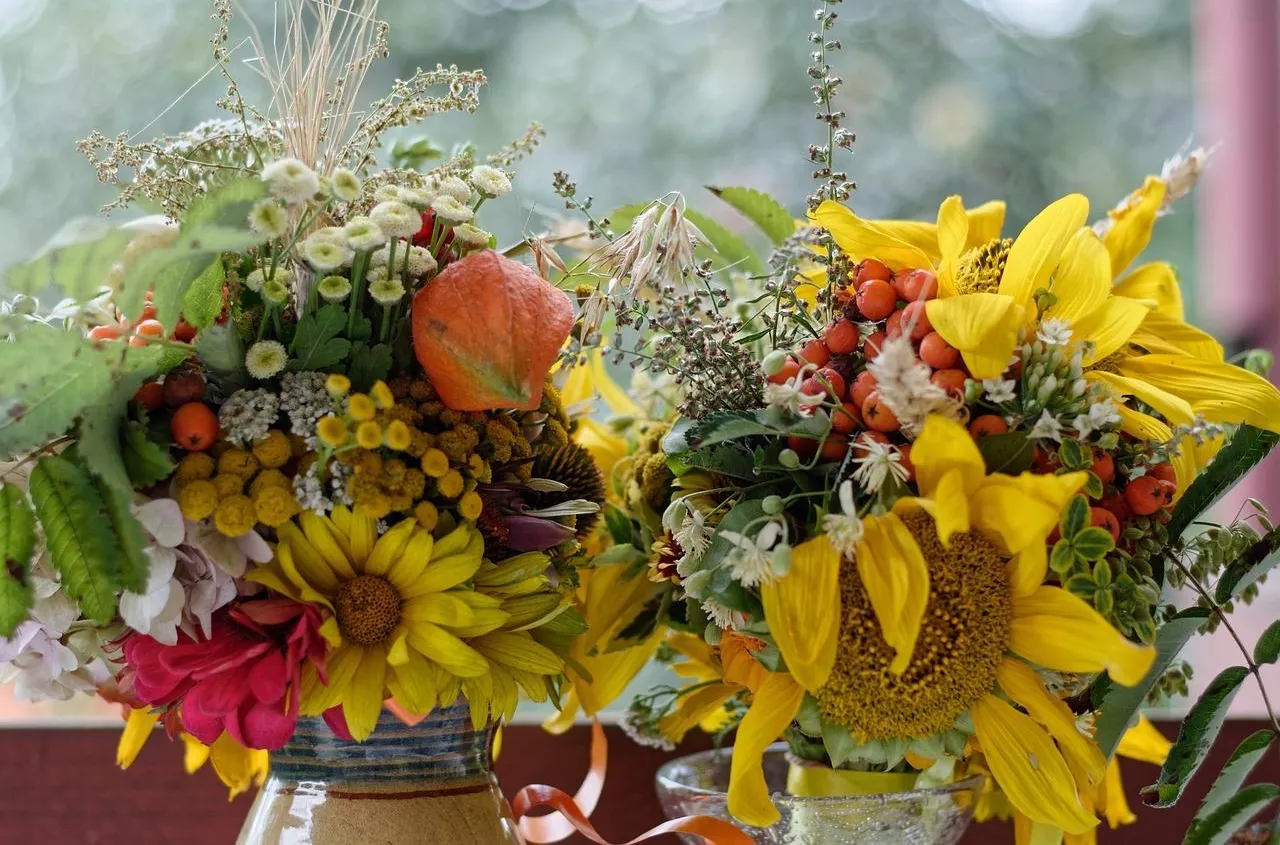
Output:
top-left (1214, 527), bottom-right (1280, 604)
top-left (77, 345), bottom-right (165, 493)
top-left (122, 423), bottom-right (175, 488)
top-left (181, 258), bottom-right (227, 329)
top-left (90, 474), bottom-right (148, 593)
top-left (27, 455), bottom-right (121, 622)
top-left (1144, 665), bottom-right (1250, 807)
top-left (0, 574), bottom-right (32, 638)
top-left (346, 342), bottom-right (393, 391)
top-left (3, 217), bottom-right (133, 303)
top-left (708, 186), bottom-right (795, 245)
top-left (976, 431), bottom-right (1033, 475)
top-left (1183, 782), bottom-right (1280, 845)
top-left (1186, 729), bottom-right (1276, 845)
top-left (0, 485), bottom-right (37, 575)
top-left (1062, 494), bottom-right (1090, 538)
top-left (1168, 425), bottom-right (1280, 540)
top-left (0, 325), bottom-right (117, 460)
top-left (1254, 621), bottom-right (1280, 665)
top-left (1095, 607), bottom-right (1212, 758)
top-left (289, 304), bottom-right (351, 372)
top-left (195, 321), bottom-right (246, 376)
top-left (684, 409), bottom-right (827, 451)
top-left (1072, 526), bottom-right (1115, 561)
top-left (684, 209), bottom-right (766, 277)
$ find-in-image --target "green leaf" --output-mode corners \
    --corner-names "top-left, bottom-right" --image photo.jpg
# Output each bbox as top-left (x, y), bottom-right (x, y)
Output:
top-left (76, 345), bottom-right (164, 493)
top-left (289, 304), bottom-right (351, 372)
top-left (1255, 621), bottom-right (1280, 665)
top-left (1050, 540), bottom-right (1077, 574)
top-left (1168, 425), bottom-right (1280, 539)
top-left (821, 721), bottom-right (857, 767)
top-left (346, 342), bottom-right (394, 391)
top-left (1214, 526), bottom-right (1280, 604)
top-left (90, 474), bottom-right (148, 593)
top-left (683, 410), bottom-right (827, 451)
top-left (122, 422), bottom-right (175, 488)
top-left (1062, 494), bottom-right (1090, 538)
top-left (662, 418), bottom-right (696, 455)
top-left (1095, 607), bottom-right (1211, 758)
top-left (0, 575), bottom-right (32, 639)
top-left (180, 258), bottom-right (227, 329)
top-left (701, 499), bottom-right (767, 576)
top-left (3, 217), bottom-right (133, 303)
top-left (1058, 437), bottom-right (1087, 470)
top-left (1143, 665), bottom-right (1250, 807)
top-left (708, 186), bottom-right (795, 245)
top-left (0, 325), bottom-right (117, 460)
top-left (194, 321), bottom-right (245, 375)
top-left (976, 431), bottom-right (1033, 475)
top-left (1186, 729), bottom-right (1276, 845)
top-left (27, 455), bottom-right (122, 622)
top-left (0, 485), bottom-right (37, 637)
top-left (684, 209), bottom-right (767, 276)
top-left (1183, 783), bottom-right (1280, 845)
top-left (1072, 527), bottom-right (1115, 562)
top-left (1082, 471), bottom-right (1104, 500)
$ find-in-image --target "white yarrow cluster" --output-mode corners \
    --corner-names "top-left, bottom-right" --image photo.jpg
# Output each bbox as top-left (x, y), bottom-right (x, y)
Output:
top-left (867, 334), bottom-right (965, 436)
top-left (261, 158), bottom-right (320, 205)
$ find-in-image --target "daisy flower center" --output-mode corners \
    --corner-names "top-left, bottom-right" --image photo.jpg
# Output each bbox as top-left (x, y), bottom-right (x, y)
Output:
top-left (955, 236), bottom-right (1013, 295)
top-left (818, 510), bottom-right (1012, 741)
top-left (335, 575), bottom-right (402, 646)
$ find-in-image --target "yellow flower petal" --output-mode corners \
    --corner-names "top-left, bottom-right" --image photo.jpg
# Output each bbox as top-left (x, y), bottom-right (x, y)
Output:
top-left (403, 593), bottom-right (479, 628)
top-left (970, 472), bottom-right (1086, 556)
top-left (297, 512), bottom-right (356, 579)
top-left (930, 469), bottom-right (973, 545)
top-left (181, 733), bottom-right (211, 774)
top-left (117, 708), bottom-right (158, 769)
top-left (406, 622), bottom-right (489, 677)
top-left (1085, 371), bottom-right (1194, 427)
top-left (363, 517), bottom-right (418, 577)
top-left (810, 200), bottom-right (934, 270)
top-left (344, 507), bottom-right (377, 565)
top-left (910, 414), bottom-right (987, 501)
top-left (659, 684), bottom-right (737, 743)
top-left (575, 419), bottom-right (629, 495)
top-left (471, 631), bottom-right (563, 675)
top-left (1130, 313), bottom-right (1224, 362)
top-left (384, 527), bottom-right (436, 592)
top-left (1046, 229), bottom-right (1110, 326)
top-left (1009, 541), bottom-right (1049, 601)
top-left (343, 645), bottom-right (388, 741)
top-left (1000, 194), bottom-right (1090, 305)
top-left (401, 532), bottom-right (485, 597)
top-left (1117, 714), bottom-right (1171, 765)
top-left (1074, 297), bottom-right (1152, 365)
top-left (727, 672), bottom-right (805, 828)
top-left (971, 694), bottom-right (1099, 835)
top-left (390, 650), bottom-right (439, 715)
top-left (562, 349), bottom-right (640, 416)
top-left (1010, 587), bottom-right (1155, 686)
top-left (1117, 355), bottom-right (1280, 433)
top-left (966, 199), bottom-right (1007, 247)
top-left (1100, 758), bottom-right (1135, 828)
top-left (997, 659), bottom-right (1106, 789)
top-left (855, 513), bottom-right (930, 674)
top-left (1115, 407), bottom-right (1196, 498)
top-left (926, 293), bottom-right (1021, 379)
top-left (209, 733), bottom-right (269, 799)
top-left (271, 544), bottom-right (335, 607)
top-left (1113, 262), bottom-right (1183, 321)
top-left (760, 535), bottom-right (840, 692)
top-left (936, 195), bottom-right (969, 298)
top-left (1102, 177), bottom-right (1166, 278)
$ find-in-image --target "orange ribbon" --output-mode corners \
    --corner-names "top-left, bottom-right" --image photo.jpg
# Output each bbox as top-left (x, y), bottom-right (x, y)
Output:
top-left (512, 719), bottom-right (752, 845)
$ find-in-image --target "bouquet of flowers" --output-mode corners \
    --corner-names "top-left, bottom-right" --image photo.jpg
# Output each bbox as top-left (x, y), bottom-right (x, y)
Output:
top-left (555, 6), bottom-right (1280, 843)
top-left (0, 0), bottom-right (603, 797)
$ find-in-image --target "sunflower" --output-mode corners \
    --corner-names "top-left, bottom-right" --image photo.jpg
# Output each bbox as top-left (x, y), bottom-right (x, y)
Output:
top-left (249, 507), bottom-right (523, 740)
top-left (727, 414), bottom-right (1155, 833)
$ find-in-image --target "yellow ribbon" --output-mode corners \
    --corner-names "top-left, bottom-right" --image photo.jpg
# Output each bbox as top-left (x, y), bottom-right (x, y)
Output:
top-left (786, 764), bottom-right (919, 797)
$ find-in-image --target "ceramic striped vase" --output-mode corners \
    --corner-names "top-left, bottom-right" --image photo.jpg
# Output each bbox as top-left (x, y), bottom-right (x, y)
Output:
top-left (236, 702), bottom-right (520, 844)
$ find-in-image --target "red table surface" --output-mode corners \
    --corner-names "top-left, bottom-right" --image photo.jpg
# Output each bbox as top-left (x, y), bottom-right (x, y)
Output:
top-left (0, 721), bottom-right (1272, 843)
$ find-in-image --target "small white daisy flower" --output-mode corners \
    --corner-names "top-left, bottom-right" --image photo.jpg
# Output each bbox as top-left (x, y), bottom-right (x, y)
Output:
top-left (370, 200), bottom-right (422, 239)
top-left (343, 216), bottom-right (387, 252)
top-left (702, 599), bottom-right (746, 631)
top-left (302, 237), bottom-right (354, 271)
top-left (372, 185), bottom-right (405, 203)
top-left (720, 521), bottom-right (783, 588)
top-left (330, 168), bottom-right (361, 202)
top-left (1029, 409), bottom-right (1065, 442)
top-left (316, 275), bottom-right (352, 303)
top-left (405, 246), bottom-right (438, 277)
top-left (675, 507), bottom-right (712, 563)
top-left (366, 266), bottom-right (389, 284)
top-left (763, 369), bottom-right (823, 416)
top-left (822, 479), bottom-right (864, 559)
top-left (982, 378), bottom-right (1018, 404)
top-left (248, 200), bottom-right (289, 238)
top-left (452, 223), bottom-right (492, 249)
top-left (243, 268), bottom-right (267, 293)
top-left (245, 340), bottom-right (288, 379)
top-left (261, 158), bottom-right (320, 205)
top-left (368, 276), bottom-right (406, 306)
top-left (430, 195), bottom-right (474, 225)
top-left (400, 188), bottom-right (433, 209)
top-left (262, 279), bottom-right (290, 306)
top-left (432, 175), bottom-right (473, 203)
top-left (469, 165), bottom-right (512, 198)
top-left (310, 226), bottom-right (349, 246)
top-left (1036, 318), bottom-right (1074, 347)
top-left (851, 438), bottom-right (910, 494)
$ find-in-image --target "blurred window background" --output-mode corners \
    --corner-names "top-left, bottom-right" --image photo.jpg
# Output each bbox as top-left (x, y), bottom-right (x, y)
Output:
top-left (1, 0), bottom-right (1272, 725)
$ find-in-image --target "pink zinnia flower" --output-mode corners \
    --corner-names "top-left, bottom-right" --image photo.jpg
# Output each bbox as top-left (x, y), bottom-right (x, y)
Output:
top-left (118, 599), bottom-right (327, 751)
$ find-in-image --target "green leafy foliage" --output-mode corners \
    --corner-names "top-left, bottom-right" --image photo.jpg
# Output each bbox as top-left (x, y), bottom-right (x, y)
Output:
top-left (1095, 607), bottom-right (1211, 758)
top-left (180, 258), bottom-right (227, 329)
top-left (90, 473), bottom-right (148, 593)
top-left (1213, 526), bottom-right (1280, 604)
top-left (1185, 729), bottom-right (1276, 845)
top-left (289, 304), bottom-right (351, 371)
top-left (1167, 425), bottom-right (1280, 539)
top-left (1182, 783), bottom-right (1280, 845)
top-left (708, 186), bottom-right (795, 245)
top-left (76, 344), bottom-right (165, 493)
top-left (0, 485), bottom-right (37, 636)
top-left (122, 421), bottom-right (175, 488)
top-left (346, 342), bottom-right (394, 390)
top-left (675, 410), bottom-right (828, 452)
top-left (1254, 620), bottom-right (1280, 666)
top-left (26, 455), bottom-right (122, 622)
top-left (3, 217), bottom-right (133, 303)
top-left (976, 431), bottom-right (1033, 474)
top-left (0, 575), bottom-right (32, 639)
top-left (821, 721), bottom-right (857, 767)
top-left (1050, 496), bottom-right (1115, 574)
top-left (683, 209), bottom-right (766, 276)
top-left (1143, 665), bottom-right (1250, 807)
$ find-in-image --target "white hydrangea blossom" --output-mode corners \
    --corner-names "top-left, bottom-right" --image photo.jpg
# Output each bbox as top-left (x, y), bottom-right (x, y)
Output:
top-left (261, 158), bottom-right (320, 205)
top-left (451, 223), bottom-right (491, 249)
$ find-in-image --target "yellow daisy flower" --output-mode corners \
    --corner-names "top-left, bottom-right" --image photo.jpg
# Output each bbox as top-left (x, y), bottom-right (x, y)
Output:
top-left (117, 708), bottom-right (269, 800)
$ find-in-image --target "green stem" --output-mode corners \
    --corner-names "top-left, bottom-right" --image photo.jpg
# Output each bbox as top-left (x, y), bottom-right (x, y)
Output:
top-left (380, 305), bottom-right (393, 344)
top-left (257, 305), bottom-right (273, 341)
top-left (347, 251), bottom-right (371, 336)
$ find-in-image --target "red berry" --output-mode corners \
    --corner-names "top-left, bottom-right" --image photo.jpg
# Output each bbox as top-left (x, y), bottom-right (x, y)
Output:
top-left (1124, 476), bottom-right (1165, 516)
top-left (824, 320), bottom-right (859, 356)
top-left (885, 308), bottom-right (906, 339)
top-left (170, 402), bottom-right (219, 452)
top-left (832, 402), bottom-right (861, 434)
top-left (172, 319), bottom-right (198, 343)
top-left (855, 259), bottom-right (893, 286)
top-left (800, 377), bottom-right (826, 397)
top-left (800, 339), bottom-right (831, 368)
top-left (132, 382), bottom-right (164, 412)
top-left (1149, 462), bottom-right (1176, 485)
top-left (163, 368), bottom-right (207, 407)
top-left (787, 435), bottom-right (818, 460)
top-left (856, 279), bottom-right (898, 321)
top-left (134, 304), bottom-right (158, 324)
top-left (815, 368), bottom-right (847, 401)
top-left (1090, 451), bottom-right (1116, 486)
top-left (896, 269), bottom-right (938, 302)
top-left (969, 414), bottom-right (1008, 439)
top-left (1155, 479), bottom-right (1178, 506)
top-left (1005, 359), bottom-right (1024, 380)
top-left (849, 371), bottom-right (879, 410)
top-left (767, 356), bottom-right (802, 385)
top-left (919, 332), bottom-right (960, 369)
top-left (861, 391), bottom-right (901, 432)
top-left (820, 433), bottom-right (849, 462)
top-left (1033, 445), bottom-right (1061, 474)
top-left (931, 368), bottom-right (968, 399)
top-left (1099, 492), bottom-right (1130, 522)
top-left (901, 300), bottom-right (932, 341)
top-left (1091, 507), bottom-right (1121, 544)
top-left (898, 443), bottom-right (915, 481)
top-left (863, 331), bottom-right (888, 362)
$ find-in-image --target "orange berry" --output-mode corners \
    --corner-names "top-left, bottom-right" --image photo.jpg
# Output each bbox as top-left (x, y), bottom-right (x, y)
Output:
top-left (128, 335), bottom-right (148, 347)
top-left (885, 308), bottom-right (906, 339)
top-left (1124, 475), bottom-right (1165, 516)
top-left (1099, 492), bottom-right (1130, 522)
top-left (855, 259), bottom-right (893, 286)
top-left (969, 414), bottom-right (1008, 439)
top-left (861, 391), bottom-right (900, 432)
top-left (901, 300), bottom-right (932, 341)
top-left (863, 330), bottom-right (888, 362)
top-left (848, 371), bottom-right (878, 410)
top-left (135, 304), bottom-right (158, 324)
top-left (1032, 445), bottom-right (1060, 474)
top-left (856, 279), bottom-right (897, 321)
top-left (170, 402), bottom-right (220, 452)
top-left (132, 382), bottom-right (164, 412)
top-left (815, 368), bottom-right (846, 401)
top-left (832, 402), bottom-right (861, 434)
top-left (173, 319), bottom-right (198, 343)
top-left (896, 269), bottom-right (938, 302)
top-left (898, 443), bottom-right (915, 481)
top-left (1090, 507), bottom-right (1121, 544)
top-left (824, 320), bottom-right (859, 356)
top-left (134, 319), bottom-right (165, 338)
top-left (88, 325), bottom-right (124, 340)
top-left (1155, 479), bottom-right (1178, 506)
top-left (930, 368), bottom-right (967, 399)
top-left (800, 339), bottom-right (831, 368)
top-left (1090, 451), bottom-right (1116, 486)
top-left (919, 332), bottom-right (959, 369)
top-left (820, 433), bottom-right (849, 462)
top-left (767, 356), bottom-right (802, 386)
top-left (1149, 462), bottom-right (1176, 485)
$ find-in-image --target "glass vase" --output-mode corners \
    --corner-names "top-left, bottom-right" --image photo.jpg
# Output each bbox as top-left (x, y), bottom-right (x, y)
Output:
top-left (655, 745), bottom-right (983, 845)
top-left (237, 701), bottom-right (519, 844)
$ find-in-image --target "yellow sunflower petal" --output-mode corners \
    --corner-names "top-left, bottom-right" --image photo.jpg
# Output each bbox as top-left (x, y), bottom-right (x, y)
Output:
top-left (1117, 714), bottom-right (1171, 765)
top-left (926, 292), bottom-right (1021, 379)
top-left (1073, 297), bottom-right (1152, 365)
top-left (389, 650), bottom-right (439, 714)
top-left (1113, 262), bottom-right (1183, 321)
top-left (931, 469), bottom-right (972, 545)
top-left (810, 200), bottom-right (934, 270)
top-left (997, 659), bottom-right (1106, 789)
top-left (384, 528), bottom-right (436, 592)
top-left (658, 684), bottom-right (737, 744)
top-left (402, 537), bottom-right (485, 598)
top-left (344, 507), bottom-right (377, 566)
top-left (1009, 540), bottom-right (1049, 601)
top-left (299, 644), bottom-right (363, 715)
top-left (297, 512), bottom-right (356, 579)
top-left (1100, 758), bottom-right (1135, 828)
top-left (209, 733), bottom-right (268, 799)
top-left (966, 199), bottom-right (1007, 247)
top-left (1130, 312), bottom-right (1223, 362)
top-left (571, 630), bottom-right (665, 716)
top-left (406, 622), bottom-right (489, 677)
top-left (1046, 229), bottom-right (1110, 326)
top-left (117, 708), bottom-right (158, 769)
top-left (936, 195), bottom-right (969, 298)
top-left (855, 513), bottom-right (930, 675)
top-left (272, 544), bottom-right (335, 607)
top-left (562, 349), bottom-right (640, 416)
top-left (971, 472), bottom-right (1086, 556)
top-left (760, 535), bottom-right (840, 692)
top-left (1000, 194), bottom-right (1090, 306)
top-left (971, 695), bottom-right (1099, 835)
top-left (1116, 355), bottom-right (1280, 433)
top-left (910, 414), bottom-right (987, 501)
top-left (403, 593), bottom-right (480, 628)
top-left (344, 645), bottom-right (388, 742)
top-left (575, 419), bottom-right (630, 491)
top-left (1102, 177), bottom-right (1166, 278)
top-left (726, 672), bottom-right (805, 828)
top-left (471, 631), bottom-right (563, 675)
top-left (1085, 371), bottom-right (1194, 426)
top-left (319, 615), bottom-right (343, 648)
top-left (1010, 587), bottom-right (1155, 686)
